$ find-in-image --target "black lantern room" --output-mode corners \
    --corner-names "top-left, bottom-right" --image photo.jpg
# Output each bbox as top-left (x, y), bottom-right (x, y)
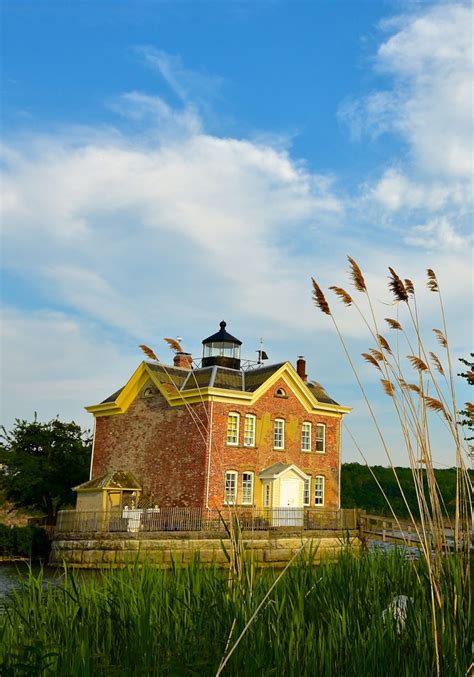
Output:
top-left (202, 321), bottom-right (242, 370)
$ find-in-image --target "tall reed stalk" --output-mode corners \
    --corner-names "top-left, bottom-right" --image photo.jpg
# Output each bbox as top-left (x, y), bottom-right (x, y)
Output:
top-left (312, 259), bottom-right (472, 676)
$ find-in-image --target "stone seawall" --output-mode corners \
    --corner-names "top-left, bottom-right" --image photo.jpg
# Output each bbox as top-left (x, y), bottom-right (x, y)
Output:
top-left (50, 530), bottom-right (360, 568)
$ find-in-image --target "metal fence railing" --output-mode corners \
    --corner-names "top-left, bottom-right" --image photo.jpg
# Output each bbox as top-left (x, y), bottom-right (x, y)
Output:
top-left (56, 507), bottom-right (358, 535)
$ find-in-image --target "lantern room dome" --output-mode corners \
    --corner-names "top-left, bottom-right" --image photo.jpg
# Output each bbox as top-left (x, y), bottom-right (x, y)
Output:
top-left (202, 321), bottom-right (242, 370)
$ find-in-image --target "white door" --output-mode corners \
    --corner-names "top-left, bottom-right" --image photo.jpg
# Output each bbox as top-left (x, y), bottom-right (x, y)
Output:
top-left (278, 478), bottom-right (303, 526)
top-left (280, 478), bottom-right (299, 507)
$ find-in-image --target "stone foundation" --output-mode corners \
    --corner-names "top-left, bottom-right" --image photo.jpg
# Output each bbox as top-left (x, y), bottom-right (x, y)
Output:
top-left (50, 530), bottom-right (360, 569)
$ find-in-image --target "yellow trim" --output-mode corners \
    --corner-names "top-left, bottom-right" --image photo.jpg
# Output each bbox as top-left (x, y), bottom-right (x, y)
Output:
top-left (85, 361), bottom-right (352, 418)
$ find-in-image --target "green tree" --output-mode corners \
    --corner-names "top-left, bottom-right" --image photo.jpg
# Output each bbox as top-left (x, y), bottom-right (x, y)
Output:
top-left (457, 354), bottom-right (473, 459)
top-left (0, 416), bottom-right (92, 523)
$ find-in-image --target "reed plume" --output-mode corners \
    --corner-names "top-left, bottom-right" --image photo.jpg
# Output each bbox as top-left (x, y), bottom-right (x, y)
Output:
top-left (377, 334), bottom-right (392, 353)
top-left (433, 329), bottom-right (448, 348)
top-left (164, 337), bottom-right (184, 353)
top-left (388, 267), bottom-right (408, 302)
top-left (347, 257), bottom-right (366, 292)
top-left (429, 352), bottom-right (444, 376)
top-left (139, 344), bottom-right (160, 362)
top-left (362, 353), bottom-right (381, 371)
top-left (369, 348), bottom-right (384, 362)
top-left (385, 318), bottom-right (402, 331)
top-left (407, 355), bottom-right (429, 372)
top-left (404, 279), bottom-right (415, 295)
top-left (329, 286), bottom-right (353, 306)
top-left (311, 278), bottom-right (331, 315)
top-left (381, 379), bottom-right (395, 397)
top-left (406, 383), bottom-right (421, 394)
top-left (423, 395), bottom-right (451, 421)
top-left (427, 269), bottom-right (439, 292)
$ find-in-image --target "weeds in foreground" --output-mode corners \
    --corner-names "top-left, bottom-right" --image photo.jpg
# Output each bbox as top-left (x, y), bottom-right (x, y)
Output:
top-left (0, 551), bottom-right (471, 676)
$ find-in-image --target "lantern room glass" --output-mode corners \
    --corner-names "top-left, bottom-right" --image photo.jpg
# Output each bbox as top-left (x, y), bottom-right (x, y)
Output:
top-left (203, 342), bottom-right (241, 360)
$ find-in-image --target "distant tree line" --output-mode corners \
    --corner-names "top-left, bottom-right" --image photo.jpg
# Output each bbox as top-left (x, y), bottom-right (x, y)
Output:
top-left (341, 462), bottom-right (471, 518)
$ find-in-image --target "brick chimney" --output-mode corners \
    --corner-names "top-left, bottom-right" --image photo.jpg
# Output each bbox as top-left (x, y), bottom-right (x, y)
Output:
top-left (296, 356), bottom-right (307, 381)
top-left (173, 352), bottom-right (193, 369)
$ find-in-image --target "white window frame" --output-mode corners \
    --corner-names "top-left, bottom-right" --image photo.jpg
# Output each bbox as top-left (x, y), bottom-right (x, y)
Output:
top-left (314, 475), bottom-right (325, 506)
top-left (263, 482), bottom-right (271, 508)
top-left (303, 477), bottom-right (311, 506)
top-left (243, 414), bottom-right (256, 447)
top-left (226, 412), bottom-right (240, 446)
top-left (241, 471), bottom-right (254, 505)
top-left (274, 418), bottom-right (285, 450)
top-left (301, 422), bottom-right (312, 452)
top-left (316, 423), bottom-right (326, 453)
top-left (224, 471), bottom-right (238, 505)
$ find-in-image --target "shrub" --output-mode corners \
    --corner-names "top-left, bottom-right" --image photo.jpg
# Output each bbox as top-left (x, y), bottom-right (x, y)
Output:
top-left (0, 524), bottom-right (50, 558)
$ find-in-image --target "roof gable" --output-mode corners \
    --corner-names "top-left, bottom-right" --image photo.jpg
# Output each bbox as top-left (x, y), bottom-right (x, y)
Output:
top-left (259, 463), bottom-right (310, 480)
top-left (86, 360), bottom-right (350, 417)
top-left (74, 470), bottom-right (141, 492)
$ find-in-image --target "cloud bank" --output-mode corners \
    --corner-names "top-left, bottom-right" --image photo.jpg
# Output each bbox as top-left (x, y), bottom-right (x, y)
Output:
top-left (1, 2), bottom-right (472, 466)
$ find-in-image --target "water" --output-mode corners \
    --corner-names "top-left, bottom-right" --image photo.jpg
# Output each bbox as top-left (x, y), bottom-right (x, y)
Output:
top-left (0, 562), bottom-right (62, 604)
top-left (368, 540), bottom-right (423, 559)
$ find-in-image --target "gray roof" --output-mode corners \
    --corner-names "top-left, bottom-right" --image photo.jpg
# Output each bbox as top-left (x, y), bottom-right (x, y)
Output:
top-left (202, 320), bottom-right (242, 346)
top-left (259, 463), bottom-right (292, 479)
top-left (306, 380), bottom-right (339, 405)
top-left (100, 362), bottom-right (339, 406)
top-left (74, 470), bottom-right (142, 492)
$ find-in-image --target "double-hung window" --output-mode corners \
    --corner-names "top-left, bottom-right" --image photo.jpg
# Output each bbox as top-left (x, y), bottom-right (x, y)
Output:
top-left (263, 483), bottom-right (271, 508)
top-left (244, 414), bottom-right (256, 447)
top-left (242, 472), bottom-right (254, 505)
top-left (274, 418), bottom-right (285, 449)
top-left (301, 422), bottom-right (312, 452)
top-left (226, 412), bottom-right (240, 446)
top-left (303, 477), bottom-right (311, 506)
top-left (314, 476), bottom-right (325, 506)
top-left (224, 471), bottom-right (238, 504)
top-left (316, 424), bottom-right (326, 453)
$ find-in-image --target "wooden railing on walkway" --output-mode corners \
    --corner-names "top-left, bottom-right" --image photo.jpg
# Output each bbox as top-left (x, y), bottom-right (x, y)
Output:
top-left (358, 513), bottom-right (420, 545)
top-left (56, 507), bottom-right (359, 535)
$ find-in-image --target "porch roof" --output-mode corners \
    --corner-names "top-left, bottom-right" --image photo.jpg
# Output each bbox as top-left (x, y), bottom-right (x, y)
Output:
top-left (73, 470), bottom-right (142, 492)
top-left (259, 462), bottom-right (309, 480)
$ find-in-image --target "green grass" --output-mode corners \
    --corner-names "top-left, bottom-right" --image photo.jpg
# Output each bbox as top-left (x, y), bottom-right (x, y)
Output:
top-left (0, 550), bottom-right (471, 676)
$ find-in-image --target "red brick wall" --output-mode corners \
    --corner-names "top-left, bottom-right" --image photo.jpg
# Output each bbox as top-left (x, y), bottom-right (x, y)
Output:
top-left (206, 377), bottom-right (341, 509)
top-left (92, 387), bottom-right (210, 507)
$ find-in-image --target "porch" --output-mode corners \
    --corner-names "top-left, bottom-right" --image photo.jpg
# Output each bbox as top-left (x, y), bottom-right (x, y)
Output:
top-left (55, 506), bottom-right (358, 535)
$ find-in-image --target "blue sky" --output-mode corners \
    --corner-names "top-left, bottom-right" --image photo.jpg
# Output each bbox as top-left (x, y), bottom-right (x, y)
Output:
top-left (1, 1), bottom-right (472, 467)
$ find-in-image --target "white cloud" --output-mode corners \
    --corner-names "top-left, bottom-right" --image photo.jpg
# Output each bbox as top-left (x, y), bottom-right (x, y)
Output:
top-left (372, 168), bottom-right (457, 212)
top-left (1, 6), bottom-right (472, 467)
top-left (344, 3), bottom-right (473, 181)
top-left (137, 46), bottom-right (224, 108)
top-left (403, 216), bottom-right (467, 251)
top-left (342, 3), bottom-right (473, 253)
top-left (0, 307), bottom-right (136, 430)
top-left (0, 100), bottom-right (343, 346)
top-left (375, 3), bottom-right (473, 180)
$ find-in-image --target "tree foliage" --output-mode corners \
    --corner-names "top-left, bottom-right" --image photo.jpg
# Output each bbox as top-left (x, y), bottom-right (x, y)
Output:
top-left (457, 353), bottom-right (473, 444)
top-left (341, 462), bottom-right (471, 518)
top-left (0, 416), bottom-right (92, 523)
